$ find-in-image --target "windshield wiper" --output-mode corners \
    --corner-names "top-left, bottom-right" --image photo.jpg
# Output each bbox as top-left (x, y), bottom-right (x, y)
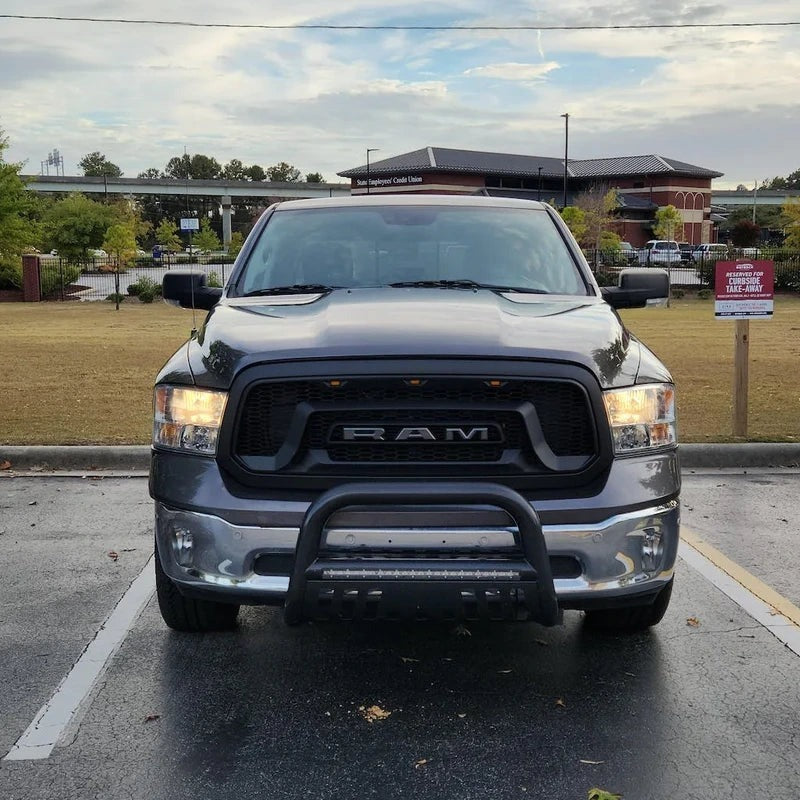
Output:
top-left (388, 279), bottom-right (548, 294)
top-left (243, 284), bottom-right (338, 296)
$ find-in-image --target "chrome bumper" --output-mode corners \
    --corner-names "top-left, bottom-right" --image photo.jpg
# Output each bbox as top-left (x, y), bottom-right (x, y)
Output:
top-left (155, 499), bottom-right (679, 608)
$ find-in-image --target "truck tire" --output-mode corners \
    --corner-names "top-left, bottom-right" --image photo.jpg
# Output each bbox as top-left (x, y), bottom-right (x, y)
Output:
top-left (583, 578), bottom-right (673, 633)
top-left (154, 542), bottom-right (240, 632)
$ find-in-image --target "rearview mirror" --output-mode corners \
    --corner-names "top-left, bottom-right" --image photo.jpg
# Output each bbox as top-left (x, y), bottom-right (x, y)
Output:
top-left (600, 268), bottom-right (669, 309)
top-left (162, 271), bottom-right (222, 310)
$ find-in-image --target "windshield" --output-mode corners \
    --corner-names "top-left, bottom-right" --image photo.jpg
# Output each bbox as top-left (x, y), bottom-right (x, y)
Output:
top-left (235, 205), bottom-right (588, 296)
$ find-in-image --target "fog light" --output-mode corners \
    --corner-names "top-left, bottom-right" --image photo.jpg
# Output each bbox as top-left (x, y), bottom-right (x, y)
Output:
top-left (641, 528), bottom-right (663, 572)
top-left (173, 527), bottom-right (194, 566)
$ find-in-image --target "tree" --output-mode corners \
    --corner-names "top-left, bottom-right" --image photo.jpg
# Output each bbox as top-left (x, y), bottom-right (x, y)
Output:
top-left (193, 218), bottom-right (221, 253)
top-left (0, 129), bottom-right (38, 287)
top-left (575, 187), bottom-right (619, 252)
top-left (102, 222), bottom-right (137, 309)
top-left (155, 220), bottom-right (182, 252)
top-left (227, 230), bottom-right (245, 257)
top-left (783, 199), bottom-right (800, 249)
top-left (246, 164), bottom-right (266, 181)
top-left (766, 169), bottom-right (800, 191)
top-left (730, 219), bottom-right (760, 248)
top-left (42, 193), bottom-right (118, 261)
top-left (653, 205), bottom-right (685, 240)
top-left (79, 152), bottom-right (123, 177)
top-left (559, 206), bottom-right (587, 244)
top-left (305, 172), bottom-right (324, 183)
top-left (222, 159), bottom-right (248, 181)
top-left (138, 167), bottom-right (162, 179)
top-left (164, 153), bottom-right (222, 180)
top-left (266, 162), bottom-right (301, 182)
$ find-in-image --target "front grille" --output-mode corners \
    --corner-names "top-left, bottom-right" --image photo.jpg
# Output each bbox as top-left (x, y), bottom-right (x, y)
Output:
top-left (234, 377), bottom-right (596, 467)
top-left (306, 409), bottom-right (526, 463)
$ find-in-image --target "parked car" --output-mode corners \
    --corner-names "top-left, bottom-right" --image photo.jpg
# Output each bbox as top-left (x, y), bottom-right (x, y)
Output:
top-left (153, 195), bottom-right (678, 636)
top-left (88, 248), bottom-right (108, 258)
top-left (691, 243), bottom-right (729, 263)
top-left (638, 240), bottom-right (681, 265)
top-left (677, 243), bottom-right (694, 263)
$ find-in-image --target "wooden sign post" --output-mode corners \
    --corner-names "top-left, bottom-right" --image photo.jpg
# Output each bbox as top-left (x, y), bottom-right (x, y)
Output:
top-left (715, 259), bottom-right (774, 438)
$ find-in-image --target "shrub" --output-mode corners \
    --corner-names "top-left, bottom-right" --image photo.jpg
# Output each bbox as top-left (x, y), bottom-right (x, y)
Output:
top-left (138, 289), bottom-right (156, 303)
top-left (106, 292), bottom-right (125, 303)
top-left (697, 288), bottom-right (712, 300)
top-left (671, 288), bottom-right (685, 299)
top-left (0, 258), bottom-right (22, 290)
top-left (127, 275), bottom-right (162, 298)
top-left (39, 262), bottom-right (81, 297)
top-left (593, 271), bottom-right (618, 287)
top-left (207, 271), bottom-right (222, 288)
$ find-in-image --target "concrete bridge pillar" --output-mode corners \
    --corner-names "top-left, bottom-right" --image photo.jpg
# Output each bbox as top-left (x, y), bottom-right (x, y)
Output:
top-left (221, 195), bottom-right (232, 249)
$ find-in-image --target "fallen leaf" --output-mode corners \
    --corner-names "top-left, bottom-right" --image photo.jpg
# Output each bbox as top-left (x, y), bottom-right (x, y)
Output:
top-left (588, 790), bottom-right (622, 800)
top-left (453, 624), bottom-right (472, 637)
top-left (400, 656), bottom-right (420, 663)
top-left (686, 616), bottom-right (700, 627)
top-left (144, 714), bottom-right (160, 723)
top-left (624, 672), bottom-right (636, 677)
top-left (108, 551), bottom-right (119, 561)
top-left (0, 460), bottom-right (11, 470)
top-left (358, 704), bottom-right (392, 723)
top-left (28, 500), bottom-right (37, 506)
top-left (580, 759), bottom-right (605, 765)
top-left (324, 711), bottom-right (331, 716)
top-left (555, 698), bottom-right (566, 708)
top-left (457, 713), bottom-right (467, 719)
top-left (534, 639), bottom-right (549, 647)
top-left (497, 669), bottom-right (513, 674)
top-left (414, 759), bottom-right (428, 769)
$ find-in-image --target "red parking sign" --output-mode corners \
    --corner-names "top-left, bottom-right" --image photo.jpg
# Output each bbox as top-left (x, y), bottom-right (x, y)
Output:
top-left (715, 260), bottom-right (774, 319)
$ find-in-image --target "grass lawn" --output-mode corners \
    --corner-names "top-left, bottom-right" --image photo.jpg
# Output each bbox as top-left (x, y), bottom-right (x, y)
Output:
top-left (1, 296), bottom-right (799, 445)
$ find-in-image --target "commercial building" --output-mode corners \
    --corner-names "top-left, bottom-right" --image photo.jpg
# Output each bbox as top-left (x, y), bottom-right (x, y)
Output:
top-left (339, 147), bottom-right (723, 245)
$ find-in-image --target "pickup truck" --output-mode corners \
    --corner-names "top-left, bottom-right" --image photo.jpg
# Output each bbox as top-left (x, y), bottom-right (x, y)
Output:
top-left (152, 196), bottom-right (678, 635)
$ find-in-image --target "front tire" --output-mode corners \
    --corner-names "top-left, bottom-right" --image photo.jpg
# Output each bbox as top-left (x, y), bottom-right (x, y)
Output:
top-left (155, 542), bottom-right (240, 632)
top-left (583, 578), bottom-right (673, 633)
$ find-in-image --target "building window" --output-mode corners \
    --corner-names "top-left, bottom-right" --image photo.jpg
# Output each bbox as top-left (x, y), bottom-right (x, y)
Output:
top-left (486, 176), bottom-right (501, 187)
top-left (633, 181), bottom-right (645, 189)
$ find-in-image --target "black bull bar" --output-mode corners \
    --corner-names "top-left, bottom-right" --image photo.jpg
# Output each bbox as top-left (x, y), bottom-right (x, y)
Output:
top-left (284, 482), bottom-right (560, 626)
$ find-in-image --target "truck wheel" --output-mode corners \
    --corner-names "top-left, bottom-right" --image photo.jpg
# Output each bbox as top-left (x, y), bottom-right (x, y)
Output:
top-left (154, 543), bottom-right (240, 632)
top-left (583, 578), bottom-right (673, 633)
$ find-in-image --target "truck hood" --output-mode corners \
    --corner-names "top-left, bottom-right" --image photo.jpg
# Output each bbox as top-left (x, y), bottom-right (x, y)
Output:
top-left (185, 288), bottom-right (651, 389)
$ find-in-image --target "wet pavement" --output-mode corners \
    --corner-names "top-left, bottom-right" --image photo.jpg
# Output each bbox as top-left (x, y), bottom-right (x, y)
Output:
top-left (1, 472), bottom-right (799, 800)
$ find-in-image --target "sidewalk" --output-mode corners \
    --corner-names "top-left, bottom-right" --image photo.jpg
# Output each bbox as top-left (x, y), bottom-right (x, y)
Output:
top-left (1, 443), bottom-right (799, 472)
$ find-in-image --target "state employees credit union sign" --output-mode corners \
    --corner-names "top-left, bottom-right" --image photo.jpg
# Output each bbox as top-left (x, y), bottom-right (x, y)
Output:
top-left (715, 260), bottom-right (775, 319)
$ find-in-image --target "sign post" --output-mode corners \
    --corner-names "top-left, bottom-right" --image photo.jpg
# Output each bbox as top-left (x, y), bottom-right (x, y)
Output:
top-left (714, 259), bottom-right (774, 437)
top-left (180, 217), bottom-right (199, 259)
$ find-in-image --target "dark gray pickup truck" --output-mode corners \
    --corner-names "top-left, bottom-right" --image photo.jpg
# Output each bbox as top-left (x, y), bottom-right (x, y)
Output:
top-left (151, 195), bottom-right (678, 634)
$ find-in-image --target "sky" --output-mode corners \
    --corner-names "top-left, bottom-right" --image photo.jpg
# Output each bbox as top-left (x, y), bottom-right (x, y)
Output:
top-left (1, 1), bottom-right (798, 189)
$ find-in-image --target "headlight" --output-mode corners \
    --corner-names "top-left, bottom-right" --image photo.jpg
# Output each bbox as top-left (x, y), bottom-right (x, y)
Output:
top-left (603, 383), bottom-right (676, 454)
top-left (153, 386), bottom-right (228, 455)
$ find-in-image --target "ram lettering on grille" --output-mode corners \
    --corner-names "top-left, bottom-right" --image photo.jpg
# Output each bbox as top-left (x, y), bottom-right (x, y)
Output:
top-left (342, 426), bottom-right (491, 442)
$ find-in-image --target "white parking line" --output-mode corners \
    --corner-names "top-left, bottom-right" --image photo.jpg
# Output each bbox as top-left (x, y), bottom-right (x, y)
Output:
top-left (680, 535), bottom-right (800, 657)
top-left (3, 557), bottom-right (155, 761)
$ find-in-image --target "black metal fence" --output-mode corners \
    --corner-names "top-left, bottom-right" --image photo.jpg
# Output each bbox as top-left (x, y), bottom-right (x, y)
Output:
top-left (37, 254), bottom-right (236, 301)
top-left (586, 248), bottom-right (800, 291)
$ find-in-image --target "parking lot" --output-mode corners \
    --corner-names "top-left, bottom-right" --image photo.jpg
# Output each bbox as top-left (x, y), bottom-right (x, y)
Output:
top-left (1, 469), bottom-right (799, 800)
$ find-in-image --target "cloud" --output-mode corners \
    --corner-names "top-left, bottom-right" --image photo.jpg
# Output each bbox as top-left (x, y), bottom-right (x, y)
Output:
top-left (0, 0), bottom-right (798, 186)
top-left (463, 61), bottom-right (560, 81)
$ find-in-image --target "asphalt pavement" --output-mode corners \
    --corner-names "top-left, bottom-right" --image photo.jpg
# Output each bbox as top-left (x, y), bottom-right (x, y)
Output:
top-left (1, 472), bottom-right (799, 800)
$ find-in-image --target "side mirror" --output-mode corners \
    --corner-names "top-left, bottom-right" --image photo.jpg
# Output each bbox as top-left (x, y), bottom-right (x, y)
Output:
top-left (600, 268), bottom-right (669, 309)
top-left (162, 270), bottom-right (222, 310)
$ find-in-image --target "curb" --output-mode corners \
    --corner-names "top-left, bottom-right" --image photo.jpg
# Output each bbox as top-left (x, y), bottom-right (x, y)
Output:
top-left (1, 443), bottom-right (799, 472)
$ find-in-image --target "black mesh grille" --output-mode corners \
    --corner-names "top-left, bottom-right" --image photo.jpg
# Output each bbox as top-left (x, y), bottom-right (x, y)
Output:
top-left (234, 377), bottom-right (595, 464)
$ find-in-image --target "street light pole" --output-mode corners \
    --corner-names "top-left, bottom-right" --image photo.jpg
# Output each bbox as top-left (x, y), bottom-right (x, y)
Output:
top-left (366, 148), bottom-right (379, 195)
top-left (561, 113), bottom-right (569, 209)
top-left (752, 179), bottom-right (758, 224)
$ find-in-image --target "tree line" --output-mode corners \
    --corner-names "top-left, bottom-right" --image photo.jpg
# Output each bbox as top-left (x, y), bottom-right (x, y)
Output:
top-left (78, 150), bottom-right (325, 184)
